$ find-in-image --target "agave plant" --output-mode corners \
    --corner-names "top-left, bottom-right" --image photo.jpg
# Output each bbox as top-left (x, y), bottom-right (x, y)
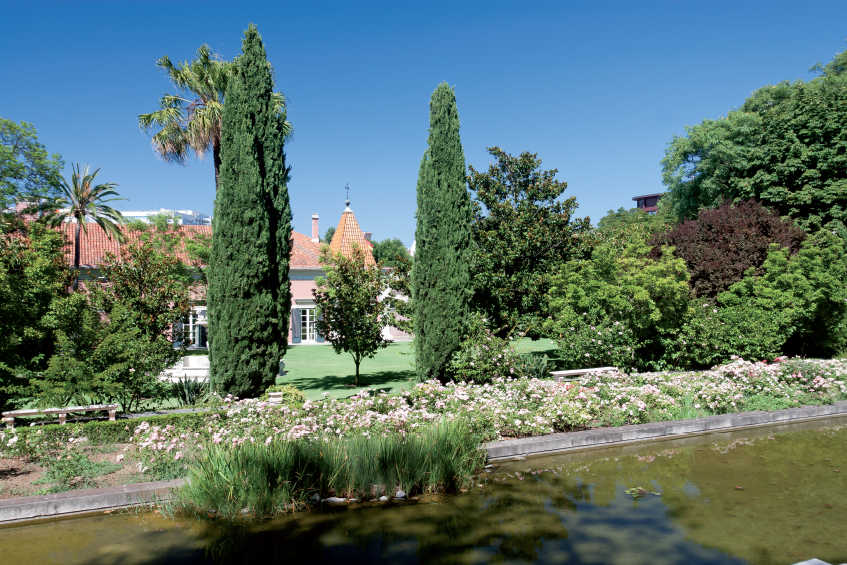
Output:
top-left (171, 376), bottom-right (211, 407)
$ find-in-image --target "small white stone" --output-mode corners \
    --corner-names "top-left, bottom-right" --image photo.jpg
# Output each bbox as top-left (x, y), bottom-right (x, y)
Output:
top-left (378, 496), bottom-right (389, 502)
top-left (322, 497), bottom-right (347, 504)
top-left (347, 498), bottom-right (360, 503)
top-left (395, 490), bottom-right (406, 499)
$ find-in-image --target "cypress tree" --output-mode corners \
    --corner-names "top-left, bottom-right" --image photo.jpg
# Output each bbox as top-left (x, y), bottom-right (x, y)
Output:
top-left (207, 24), bottom-right (292, 397)
top-left (412, 83), bottom-right (472, 382)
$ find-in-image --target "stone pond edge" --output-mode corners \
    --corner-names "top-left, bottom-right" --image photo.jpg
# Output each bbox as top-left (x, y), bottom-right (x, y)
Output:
top-left (485, 400), bottom-right (847, 460)
top-left (0, 479), bottom-right (185, 525)
top-left (2, 401), bottom-right (847, 524)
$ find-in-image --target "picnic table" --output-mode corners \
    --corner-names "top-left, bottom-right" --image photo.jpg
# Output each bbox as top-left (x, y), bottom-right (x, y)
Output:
top-left (2, 404), bottom-right (119, 427)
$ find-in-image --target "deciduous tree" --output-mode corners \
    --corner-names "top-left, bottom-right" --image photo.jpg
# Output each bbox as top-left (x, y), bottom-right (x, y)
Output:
top-left (468, 147), bottom-right (591, 339)
top-left (313, 245), bottom-right (389, 386)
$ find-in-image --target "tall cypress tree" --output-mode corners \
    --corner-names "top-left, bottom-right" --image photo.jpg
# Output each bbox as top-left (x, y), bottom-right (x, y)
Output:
top-left (412, 83), bottom-right (472, 382)
top-left (207, 24), bottom-right (292, 397)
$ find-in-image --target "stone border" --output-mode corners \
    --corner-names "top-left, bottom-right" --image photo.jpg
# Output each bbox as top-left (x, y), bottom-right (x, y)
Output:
top-left (3, 401), bottom-right (847, 525)
top-left (0, 479), bottom-right (184, 524)
top-left (485, 400), bottom-right (847, 460)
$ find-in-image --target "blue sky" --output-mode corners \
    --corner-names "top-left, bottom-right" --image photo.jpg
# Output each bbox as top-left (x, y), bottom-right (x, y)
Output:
top-left (2, 1), bottom-right (846, 245)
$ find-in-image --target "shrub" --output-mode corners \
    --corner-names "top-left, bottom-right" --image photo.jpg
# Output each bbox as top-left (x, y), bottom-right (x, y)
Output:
top-left (650, 199), bottom-right (806, 298)
top-left (0, 411), bottom-right (213, 460)
top-left (259, 384), bottom-right (306, 405)
top-left (446, 313), bottom-right (521, 383)
top-left (545, 237), bottom-right (691, 371)
top-left (171, 377), bottom-right (211, 407)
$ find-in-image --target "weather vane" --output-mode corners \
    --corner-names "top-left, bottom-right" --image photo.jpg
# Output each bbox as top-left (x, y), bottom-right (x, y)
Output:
top-left (345, 183), bottom-right (350, 208)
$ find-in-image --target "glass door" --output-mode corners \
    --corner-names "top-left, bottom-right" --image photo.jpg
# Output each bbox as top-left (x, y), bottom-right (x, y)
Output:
top-left (301, 309), bottom-right (316, 342)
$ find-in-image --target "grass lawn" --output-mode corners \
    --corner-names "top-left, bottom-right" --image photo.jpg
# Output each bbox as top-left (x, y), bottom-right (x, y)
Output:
top-left (278, 338), bottom-right (560, 401)
top-left (278, 342), bottom-right (417, 400)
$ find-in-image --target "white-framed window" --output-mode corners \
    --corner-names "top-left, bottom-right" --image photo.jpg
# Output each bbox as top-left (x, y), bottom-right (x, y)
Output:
top-left (179, 307), bottom-right (208, 347)
top-left (301, 308), bottom-right (317, 342)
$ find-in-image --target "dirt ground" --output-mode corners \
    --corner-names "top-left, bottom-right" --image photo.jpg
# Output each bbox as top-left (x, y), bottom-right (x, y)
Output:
top-left (0, 443), bottom-right (144, 499)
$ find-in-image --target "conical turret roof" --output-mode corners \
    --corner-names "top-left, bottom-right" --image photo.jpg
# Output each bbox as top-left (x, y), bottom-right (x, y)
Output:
top-left (328, 203), bottom-right (376, 266)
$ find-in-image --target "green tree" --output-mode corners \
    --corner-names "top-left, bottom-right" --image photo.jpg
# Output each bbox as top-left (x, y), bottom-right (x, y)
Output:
top-left (138, 44), bottom-right (292, 192)
top-left (323, 225), bottom-right (335, 244)
top-left (45, 164), bottom-right (125, 290)
top-left (544, 237), bottom-right (691, 372)
top-left (0, 224), bottom-right (72, 409)
top-left (88, 240), bottom-right (191, 341)
top-left (125, 212), bottom-right (211, 286)
top-left (371, 237), bottom-right (410, 268)
top-left (468, 147), bottom-right (591, 339)
top-left (412, 83), bottom-right (472, 383)
top-left (207, 24), bottom-right (293, 397)
top-left (313, 245), bottom-right (389, 386)
top-left (661, 49), bottom-right (847, 232)
top-left (596, 207), bottom-right (669, 233)
top-left (0, 117), bottom-right (64, 211)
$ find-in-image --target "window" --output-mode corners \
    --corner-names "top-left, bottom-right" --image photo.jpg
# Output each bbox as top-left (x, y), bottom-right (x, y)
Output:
top-left (301, 308), bottom-right (316, 342)
top-left (179, 308), bottom-right (207, 347)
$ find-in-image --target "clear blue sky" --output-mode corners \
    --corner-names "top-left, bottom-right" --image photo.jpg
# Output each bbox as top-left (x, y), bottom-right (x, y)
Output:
top-left (2, 1), bottom-right (846, 245)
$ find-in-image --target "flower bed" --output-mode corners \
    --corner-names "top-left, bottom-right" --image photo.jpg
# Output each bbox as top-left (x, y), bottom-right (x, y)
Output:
top-left (3, 357), bottom-right (846, 490)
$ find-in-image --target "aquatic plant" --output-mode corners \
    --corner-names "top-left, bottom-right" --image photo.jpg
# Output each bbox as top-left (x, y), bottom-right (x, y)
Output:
top-left (178, 418), bottom-right (485, 520)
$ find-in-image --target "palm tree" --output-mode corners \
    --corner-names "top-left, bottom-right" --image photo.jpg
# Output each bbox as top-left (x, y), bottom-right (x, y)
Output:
top-left (138, 44), bottom-right (292, 192)
top-left (47, 164), bottom-right (126, 290)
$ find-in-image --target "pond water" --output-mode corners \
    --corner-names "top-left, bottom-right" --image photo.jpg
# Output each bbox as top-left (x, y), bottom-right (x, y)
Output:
top-left (1, 417), bottom-right (846, 565)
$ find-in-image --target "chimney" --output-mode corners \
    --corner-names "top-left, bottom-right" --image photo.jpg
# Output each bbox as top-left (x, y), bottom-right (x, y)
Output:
top-left (363, 232), bottom-right (372, 241)
top-left (311, 214), bottom-right (320, 243)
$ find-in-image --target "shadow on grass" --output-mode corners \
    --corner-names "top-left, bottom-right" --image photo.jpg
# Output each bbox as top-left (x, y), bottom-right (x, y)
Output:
top-left (283, 369), bottom-right (417, 397)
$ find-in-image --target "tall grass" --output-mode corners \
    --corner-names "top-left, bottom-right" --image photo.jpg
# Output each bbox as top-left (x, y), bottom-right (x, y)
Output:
top-left (179, 419), bottom-right (485, 520)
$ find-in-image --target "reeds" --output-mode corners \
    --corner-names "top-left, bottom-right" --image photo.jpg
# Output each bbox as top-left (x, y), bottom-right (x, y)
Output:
top-left (179, 419), bottom-right (485, 520)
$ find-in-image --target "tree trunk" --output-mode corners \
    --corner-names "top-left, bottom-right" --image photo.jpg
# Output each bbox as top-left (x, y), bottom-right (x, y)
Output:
top-left (213, 137), bottom-right (222, 193)
top-left (354, 357), bottom-right (360, 387)
top-left (72, 219), bottom-right (81, 291)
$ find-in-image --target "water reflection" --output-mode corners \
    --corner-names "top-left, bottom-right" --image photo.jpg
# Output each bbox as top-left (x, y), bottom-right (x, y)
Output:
top-left (0, 417), bottom-right (845, 564)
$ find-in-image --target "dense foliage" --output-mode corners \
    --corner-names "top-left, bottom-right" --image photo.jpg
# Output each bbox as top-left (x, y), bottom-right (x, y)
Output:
top-left (661, 50), bottom-right (847, 232)
top-left (446, 313), bottom-right (521, 384)
top-left (545, 236), bottom-right (691, 371)
top-left (0, 224), bottom-right (72, 408)
top-left (313, 245), bottom-right (389, 386)
top-left (651, 199), bottom-right (807, 298)
top-left (208, 25), bottom-right (293, 398)
top-left (412, 83), bottom-right (472, 382)
top-left (0, 117), bottom-right (64, 211)
top-left (596, 207), bottom-right (669, 233)
top-left (468, 148), bottom-right (591, 339)
top-left (371, 238), bottom-right (410, 268)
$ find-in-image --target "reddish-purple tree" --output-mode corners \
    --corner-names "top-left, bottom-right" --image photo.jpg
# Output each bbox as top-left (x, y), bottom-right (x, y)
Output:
top-left (650, 199), bottom-right (806, 298)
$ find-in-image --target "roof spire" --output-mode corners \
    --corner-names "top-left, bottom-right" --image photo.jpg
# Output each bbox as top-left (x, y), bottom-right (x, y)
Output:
top-left (345, 183), bottom-right (351, 210)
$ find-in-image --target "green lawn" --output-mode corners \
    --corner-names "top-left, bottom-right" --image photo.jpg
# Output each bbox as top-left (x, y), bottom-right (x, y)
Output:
top-left (278, 338), bottom-right (559, 401)
top-left (278, 342), bottom-right (417, 400)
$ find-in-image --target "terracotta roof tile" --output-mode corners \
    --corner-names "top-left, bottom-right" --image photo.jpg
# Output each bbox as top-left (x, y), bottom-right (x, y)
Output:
top-left (48, 223), bottom-right (322, 269)
top-left (328, 209), bottom-right (376, 266)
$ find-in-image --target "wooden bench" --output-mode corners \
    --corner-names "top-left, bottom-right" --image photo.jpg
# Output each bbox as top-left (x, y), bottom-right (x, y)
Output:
top-left (2, 404), bottom-right (119, 428)
top-left (550, 367), bottom-right (617, 383)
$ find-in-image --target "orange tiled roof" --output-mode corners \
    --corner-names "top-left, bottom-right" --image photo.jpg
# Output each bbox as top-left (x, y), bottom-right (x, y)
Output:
top-left (51, 223), bottom-right (322, 269)
top-left (328, 208), bottom-right (376, 266)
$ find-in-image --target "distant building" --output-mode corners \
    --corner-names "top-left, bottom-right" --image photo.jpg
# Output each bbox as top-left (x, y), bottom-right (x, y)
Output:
top-left (58, 208), bottom-right (211, 225)
top-left (632, 193), bottom-right (662, 214)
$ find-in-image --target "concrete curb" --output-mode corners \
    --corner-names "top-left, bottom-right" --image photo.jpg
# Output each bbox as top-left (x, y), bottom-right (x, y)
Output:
top-left (0, 478), bottom-right (184, 524)
top-left (485, 400), bottom-right (847, 460)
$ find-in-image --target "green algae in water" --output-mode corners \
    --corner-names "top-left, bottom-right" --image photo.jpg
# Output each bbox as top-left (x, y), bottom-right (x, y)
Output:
top-left (1, 417), bottom-right (845, 564)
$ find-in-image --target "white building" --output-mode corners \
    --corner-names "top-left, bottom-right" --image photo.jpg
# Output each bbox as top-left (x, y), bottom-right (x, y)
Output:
top-left (59, 208), bottom-right (211, 226)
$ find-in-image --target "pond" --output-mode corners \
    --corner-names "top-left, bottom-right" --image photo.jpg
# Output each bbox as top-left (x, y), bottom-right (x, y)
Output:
top-left (1, 417), bottom-right (845, 564)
